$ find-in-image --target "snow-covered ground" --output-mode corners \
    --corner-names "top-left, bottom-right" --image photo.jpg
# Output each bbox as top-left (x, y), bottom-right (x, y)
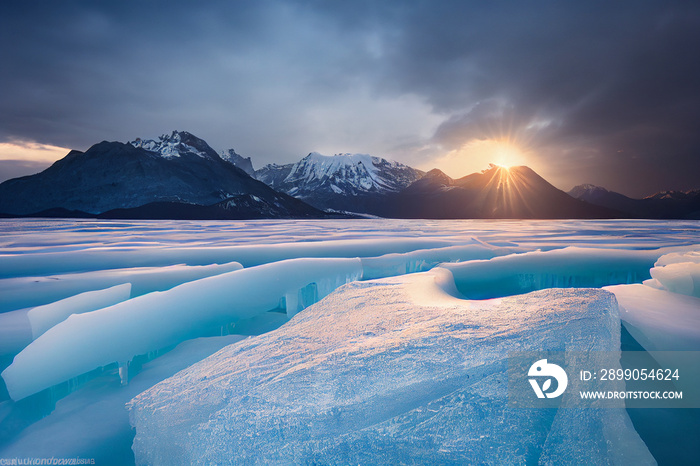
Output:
top-left (0, 219), bottom-right (698, 464)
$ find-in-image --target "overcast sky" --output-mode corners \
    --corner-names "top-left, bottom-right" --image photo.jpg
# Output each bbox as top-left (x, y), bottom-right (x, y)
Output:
top-left (2, 0), bottom-right (699, 197)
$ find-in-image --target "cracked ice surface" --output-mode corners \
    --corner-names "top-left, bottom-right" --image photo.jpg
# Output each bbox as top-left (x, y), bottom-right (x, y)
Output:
top-left (2, 258), bottom-right (362, 400)
top-left (128, 270), bottom-right (653, 465)
top-left (0, 218), bottom-right (697, 463)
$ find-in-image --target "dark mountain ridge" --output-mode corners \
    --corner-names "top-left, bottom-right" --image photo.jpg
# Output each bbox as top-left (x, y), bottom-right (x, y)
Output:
top-left (369, 165), bottom-right (618, 219)
top-left (568, 184), bottom-right (700, 219)
top-left (0, 132), bottom-right (324, 218)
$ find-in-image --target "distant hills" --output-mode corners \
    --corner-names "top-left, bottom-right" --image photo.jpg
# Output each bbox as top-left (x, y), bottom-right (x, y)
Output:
top-left (0, 130), bottom-right (696, 220)
top-left (568, 184), bottom-right (700, 219)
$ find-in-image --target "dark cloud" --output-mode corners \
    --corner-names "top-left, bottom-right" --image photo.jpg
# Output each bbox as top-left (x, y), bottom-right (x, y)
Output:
top-left (1, 0), bottom-right (699, 196)
top-left (379, 1), bottom-right (700, 195)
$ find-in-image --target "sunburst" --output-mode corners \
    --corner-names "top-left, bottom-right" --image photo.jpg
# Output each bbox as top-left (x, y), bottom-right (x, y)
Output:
top-left (433, 139), bottom-right (528, 178)
top-left (428, 103), bottom-right (548, 178)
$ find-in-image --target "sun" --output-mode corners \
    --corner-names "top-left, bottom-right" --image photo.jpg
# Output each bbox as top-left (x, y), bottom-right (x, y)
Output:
top-left (429, 139), bottom-right (528, 178)
top-left (488, 140), bottom-right (524, 168)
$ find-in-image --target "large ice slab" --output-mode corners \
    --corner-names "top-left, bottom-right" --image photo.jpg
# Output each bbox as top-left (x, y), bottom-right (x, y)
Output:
top-left (128, 270), bottom-right (652, 465)
top-left (27, 283), bottom-right (131, 339)
top-left (648, 251), bottom-right (700, 298)
top-left (2, 258), bottom-right (362, 401)
top-left (0, 309), bottom-right (32, 356)
top-left (441, 246), bottom-right (661, 299)
top-left (360, 243), bottom-right (519, 279)
top-left (606, 249), bottom-right (700, 352)
top-left (606, 284), bottom-right (700, 352)
top-left (0, 262), bottom-right (243, 314)
top-left (0, 335), bottom-right (248, 464)
top-left (606, 283), bottom-right (700, 398)
top-left (0, 237), bottom-right (455, 279)
top-left (654, 250), bottom-right (700, 266)
top-left (0, 284), bottom-right (131, 356)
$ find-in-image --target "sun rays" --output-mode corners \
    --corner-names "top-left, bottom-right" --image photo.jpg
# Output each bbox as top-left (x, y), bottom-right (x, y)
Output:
top-left (480, 163), bottom-right (537, 217)
top-left (431, 138), bottom-right (530, 179)
top-left (427, 100), bottom-right (552, 179)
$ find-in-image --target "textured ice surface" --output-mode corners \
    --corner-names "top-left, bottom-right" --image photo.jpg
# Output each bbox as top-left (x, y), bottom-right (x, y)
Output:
top-left (2, 219), bottom-right (697, 279)
top-left (2, 258), bottom-right (361, 400)
top-left (128, 271), bottom-right (653, 465)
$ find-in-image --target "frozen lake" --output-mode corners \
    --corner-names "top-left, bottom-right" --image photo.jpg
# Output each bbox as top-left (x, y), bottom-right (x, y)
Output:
top-left (2, 218), bottom-right (699, 252)
top-left (0, 219), bottom-right (698, 464)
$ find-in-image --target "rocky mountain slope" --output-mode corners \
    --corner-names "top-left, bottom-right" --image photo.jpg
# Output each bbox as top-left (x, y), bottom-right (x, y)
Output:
top-left (0, 131), bottom-right (323, 218)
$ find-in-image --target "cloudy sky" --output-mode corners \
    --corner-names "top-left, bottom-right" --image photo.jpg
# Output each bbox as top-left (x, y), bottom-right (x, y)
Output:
top-left (1, 0), bottom-right (699, 197)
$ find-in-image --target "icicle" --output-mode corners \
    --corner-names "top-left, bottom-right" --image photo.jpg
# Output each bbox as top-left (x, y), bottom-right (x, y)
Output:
top-left (285, 291), bottom-right (299, 317)
top-left (118, 361), bottom-right (130, 386)
top-left (298, 282), bottom-right (318, 310)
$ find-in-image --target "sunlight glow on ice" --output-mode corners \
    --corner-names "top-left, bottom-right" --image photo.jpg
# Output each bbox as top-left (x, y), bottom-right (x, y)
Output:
top-left (127, 272), bottom-right (653, 464)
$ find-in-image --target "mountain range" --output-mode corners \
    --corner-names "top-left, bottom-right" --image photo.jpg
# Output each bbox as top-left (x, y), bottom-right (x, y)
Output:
top-left (367, 165), bottom-right (616, 219)
top-left (0, 131), bottom-right (323, 219)
top-left (0, 131), bottom-right (696, 220)
top-left (255, 152), bottom-right (424, 212)
top-left (567, 184), bottom-right (700, 219)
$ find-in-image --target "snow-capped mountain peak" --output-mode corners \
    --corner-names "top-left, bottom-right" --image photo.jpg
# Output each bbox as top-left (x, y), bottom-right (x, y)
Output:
top-left (644, 190), bottom-right (700, 201)
top-left (220, 149), bottom-right (255, 176)
top-left (286, 152), bottom-right (384, 191)
top-left (254, 151), bottom-right (424, 210)
top-left (130, 131), bottom-right (220, 161)
top-left (568, 184), bottom-right (610, 199)
top-left (258, 151), bottom-right (422, 196)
